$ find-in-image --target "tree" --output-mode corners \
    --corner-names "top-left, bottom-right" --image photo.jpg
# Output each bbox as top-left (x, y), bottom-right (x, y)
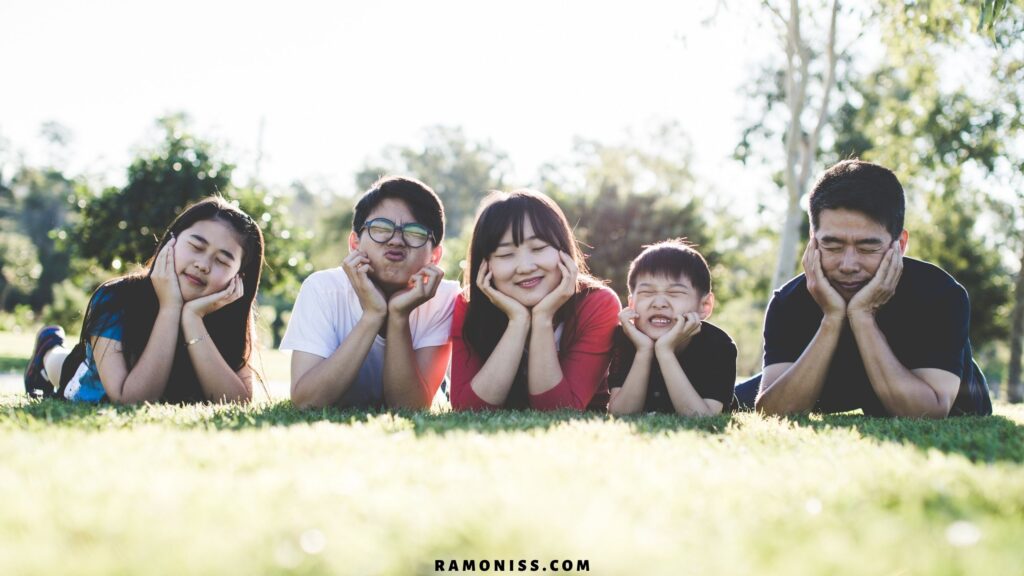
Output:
top-left (0, 231), bottom-right (41, 309)
top-left (232, 187), bottom-right (313, 347)
top-left (76, 113), bottom-right (234, 269)
top-left (537, 122), bottom-right (709, 300)
top-left (982, 3), bottom-right (1024, 401)
top-left (72, 114), bottom-right (311, 348)
top-left (758, 0), bottom-right (842, 292)
top-left (826, 1), bottom-right (1019, 391)
top-left (10, 166), bottom-right (79, 308)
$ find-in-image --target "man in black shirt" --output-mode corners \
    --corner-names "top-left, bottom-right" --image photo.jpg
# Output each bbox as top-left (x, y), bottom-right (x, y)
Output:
top-left (740, 160), bottom-right (991, 417)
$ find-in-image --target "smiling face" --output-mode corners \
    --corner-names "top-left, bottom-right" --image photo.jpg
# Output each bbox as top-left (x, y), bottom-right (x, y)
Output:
top-left (487, 217), bottom-right (563, 308)
top-left (815, 208), bottom-right (907, 301)
top-left (173, 218), bottom-right (245, 302)
top-left (349, 198), bottom-right (441, 293)
top-left (629, 273), bottom-right (713, 339)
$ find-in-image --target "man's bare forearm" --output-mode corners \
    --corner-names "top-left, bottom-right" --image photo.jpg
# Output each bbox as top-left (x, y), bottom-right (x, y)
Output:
top-left (848, 313), bottom-right (951, 418)
top-left (756, 315), bottom-right (843, 415)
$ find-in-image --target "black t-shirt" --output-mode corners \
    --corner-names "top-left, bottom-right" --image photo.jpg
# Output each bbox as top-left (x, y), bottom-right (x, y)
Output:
top-left (763, 257), bottom-right (991, 416)
top-left (608, 321), bottom-right (737, 413)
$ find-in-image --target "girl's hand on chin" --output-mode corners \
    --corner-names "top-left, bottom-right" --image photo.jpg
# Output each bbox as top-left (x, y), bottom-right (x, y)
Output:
top-left (532, 251), bottom-right (577, 322)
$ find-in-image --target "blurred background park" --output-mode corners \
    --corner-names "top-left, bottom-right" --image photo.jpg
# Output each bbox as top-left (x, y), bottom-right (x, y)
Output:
top-left (0, 0), bottom-right (1022, 400)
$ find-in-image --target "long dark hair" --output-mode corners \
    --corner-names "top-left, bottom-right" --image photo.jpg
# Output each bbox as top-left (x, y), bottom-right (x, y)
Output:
top-left (461, 190), bottom-right (604, 405)
top-left (79, 197), bottom-right (265, 403)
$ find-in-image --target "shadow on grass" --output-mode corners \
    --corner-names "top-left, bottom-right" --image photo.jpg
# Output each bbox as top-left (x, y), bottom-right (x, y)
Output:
top-left (784, 412), bottom-right (1024, 464)
top-left (0, 395), bottom-right (734, 437)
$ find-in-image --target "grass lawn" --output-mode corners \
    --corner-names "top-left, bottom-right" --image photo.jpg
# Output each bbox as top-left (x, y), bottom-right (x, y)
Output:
top-left (1, 393), bottom-right (1022, 576)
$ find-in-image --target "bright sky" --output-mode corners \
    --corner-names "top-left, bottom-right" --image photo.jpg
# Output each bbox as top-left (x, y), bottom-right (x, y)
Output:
top-left (1, 0), bottom-right (779, 200)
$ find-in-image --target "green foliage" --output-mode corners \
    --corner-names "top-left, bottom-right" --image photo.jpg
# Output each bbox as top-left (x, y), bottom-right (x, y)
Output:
top-left (232, 187), bottom-right (312, 297)
top-left (309, 199), bottom-right (354, 272)
top-left (556, 185), bottom-right (709, 300)
top-left (977, 0), bottom-right (1023, 34)
top-left (75, 114), bottom-right (234, 270)
top-left (824, 35), bottom-right (1014, 346)
top-left (539, 122), bottom-right (708, 300)
top-left (1, 395), bottom-right (1023, 576)
top-left (40, 279), bottom-right (91, 330)
top-left (0, 231), bottom-right (41, 308)
top-left (68, 115), bottom-right (311, 346)
top-left (0, 305), bottom-right (35, 333)
top-left (10, 166), bottom-right (79, 308)
top-left (231, 187), bottom-right (313, 346)
top-left (910, 193), bottom-right (1012, 344)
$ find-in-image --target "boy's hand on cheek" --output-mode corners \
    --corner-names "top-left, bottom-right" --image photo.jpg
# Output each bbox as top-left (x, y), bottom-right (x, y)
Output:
top-left (388, 264), bottom-right (444, 318)
top-left (343, 249), bottom-right (388, 320)
top-left (619, 308), bottom-right (653, 352)
top-left (654, 312), bottom-right (701, 354)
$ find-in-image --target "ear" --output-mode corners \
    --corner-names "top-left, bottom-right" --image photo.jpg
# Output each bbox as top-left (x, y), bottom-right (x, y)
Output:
top-left (627, 295), bottom-right (635, 310)
top-left (699, 291), bottom-right (715, 320)
top-left (348, 230), bottom-right (359, 252)
top-left (430, 243), bottom-right (443, 266)
top-left (897, 229), bottom-right (909, 256)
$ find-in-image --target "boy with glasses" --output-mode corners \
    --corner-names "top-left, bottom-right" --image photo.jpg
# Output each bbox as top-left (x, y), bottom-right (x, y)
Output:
top-left (283, 176), bottom-right (459, 409)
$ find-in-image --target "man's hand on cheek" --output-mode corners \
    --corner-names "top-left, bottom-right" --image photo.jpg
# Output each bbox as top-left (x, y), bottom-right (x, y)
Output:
top-left (803, 237), bottom-right (846, 320)
top-left (387, 264), bottom-right (445, 318)
top-left (847, 240), bottom-right (902, 320)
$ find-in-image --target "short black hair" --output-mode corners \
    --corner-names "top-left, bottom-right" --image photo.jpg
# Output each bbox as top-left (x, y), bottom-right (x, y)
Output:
top-left (352, 176), bottom-right (445, 243)
top-left (627, 239), bottom-right (711, 296)
top-left (808, 159), bottom-right (905, 240)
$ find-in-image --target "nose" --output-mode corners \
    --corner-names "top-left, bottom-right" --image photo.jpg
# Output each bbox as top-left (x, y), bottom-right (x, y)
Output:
top-left (385, 232), bottom-right (406, 248)
top-left (651, 294), bottom-right (669, 308)
top-left (514, 254), bottom-right (538, 275)
top-left (838, 248), bottom-right (859, 274)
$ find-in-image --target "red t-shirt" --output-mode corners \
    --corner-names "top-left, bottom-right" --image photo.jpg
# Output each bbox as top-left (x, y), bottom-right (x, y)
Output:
top-left (449, 286), bottom-right (621, 411)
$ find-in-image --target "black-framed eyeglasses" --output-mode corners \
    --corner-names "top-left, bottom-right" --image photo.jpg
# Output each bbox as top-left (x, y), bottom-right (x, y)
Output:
top-left (360, 217), bottom-right (435, 248)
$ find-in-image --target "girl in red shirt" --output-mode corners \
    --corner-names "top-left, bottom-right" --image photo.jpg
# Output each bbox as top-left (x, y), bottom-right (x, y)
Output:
top-left (450, 189), bottom-right (620, 411)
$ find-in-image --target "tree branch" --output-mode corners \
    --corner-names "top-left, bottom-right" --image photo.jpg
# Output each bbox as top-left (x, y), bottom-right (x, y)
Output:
top-left (803, 0), bottom-right (840, 189)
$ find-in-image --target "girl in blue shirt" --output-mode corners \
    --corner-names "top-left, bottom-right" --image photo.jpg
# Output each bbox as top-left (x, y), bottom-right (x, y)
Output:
top-left (24, 197), bottom-right (265, 404)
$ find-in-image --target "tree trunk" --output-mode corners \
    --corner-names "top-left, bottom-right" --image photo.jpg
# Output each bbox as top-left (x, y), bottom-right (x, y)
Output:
top-left (1007, 243), bottom-right (1024, 403)
top-left (768, 0), bottom-right (839, 293)
top-left (772, 192), bottom-right (804, 290)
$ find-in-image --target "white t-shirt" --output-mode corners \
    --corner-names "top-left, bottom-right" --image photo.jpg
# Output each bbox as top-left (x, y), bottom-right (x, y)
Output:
top-left (281, 267), bottom-right (460, 407)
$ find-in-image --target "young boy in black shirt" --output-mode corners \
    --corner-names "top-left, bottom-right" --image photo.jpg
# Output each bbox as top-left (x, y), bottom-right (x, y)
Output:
top-left (608, 240), bottom-right (737, 416)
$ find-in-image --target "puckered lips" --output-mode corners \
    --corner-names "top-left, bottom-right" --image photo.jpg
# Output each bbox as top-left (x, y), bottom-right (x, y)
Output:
top-left (384, 249), bottom-right (407, 262)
